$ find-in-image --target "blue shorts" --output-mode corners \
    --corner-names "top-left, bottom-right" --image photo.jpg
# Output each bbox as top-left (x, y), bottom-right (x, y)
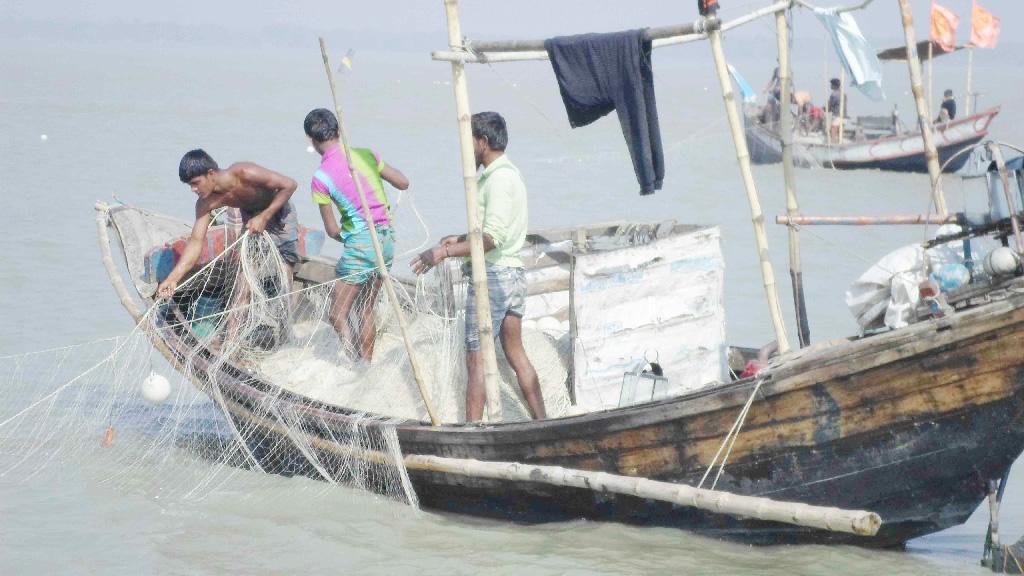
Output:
top-left (465, 264), bottom-right (526, 352)
top-left (336, 225), bottom-right (394, 284)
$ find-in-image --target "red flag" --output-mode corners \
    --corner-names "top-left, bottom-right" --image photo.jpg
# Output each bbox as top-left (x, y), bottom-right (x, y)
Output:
top-left (930, 2), bottom-right (960, 52)
top-left (971, 2), bottom-right (1001, 48)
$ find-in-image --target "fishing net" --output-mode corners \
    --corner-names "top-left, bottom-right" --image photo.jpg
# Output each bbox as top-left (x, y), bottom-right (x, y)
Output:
top-left (0, 205), bottom-right (573, 508)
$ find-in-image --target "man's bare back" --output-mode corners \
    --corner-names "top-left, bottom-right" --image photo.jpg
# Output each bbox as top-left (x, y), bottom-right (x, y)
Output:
top-left (195, 162), bottom-right (284, 216)
top-left (157, 150), bottom-right (298, 299)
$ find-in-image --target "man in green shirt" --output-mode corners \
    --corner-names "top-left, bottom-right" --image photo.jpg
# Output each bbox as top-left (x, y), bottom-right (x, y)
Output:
top-left (410, 112), bottom-right (546, 422)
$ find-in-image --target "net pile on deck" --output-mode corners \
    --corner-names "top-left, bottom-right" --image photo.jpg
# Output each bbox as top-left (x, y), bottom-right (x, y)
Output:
top-left (163, 229), bottom-right (574, 425)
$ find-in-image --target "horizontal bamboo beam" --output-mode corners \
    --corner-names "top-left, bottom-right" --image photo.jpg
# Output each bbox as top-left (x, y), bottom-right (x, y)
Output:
top-left (776, 215), bottom-right (958, 226)
top-left (234, 399), bottom-right (882, 536)
top-left (431, 2), bottom-right (789, 64)
top-left (465, 20), bottom-right (710, 53)
top-left (406, 453), bottom-right (882, 536)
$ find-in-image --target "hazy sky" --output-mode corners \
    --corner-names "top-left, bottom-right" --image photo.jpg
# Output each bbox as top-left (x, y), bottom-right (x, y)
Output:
top-left (1, 0), bottom-right (1019, 50)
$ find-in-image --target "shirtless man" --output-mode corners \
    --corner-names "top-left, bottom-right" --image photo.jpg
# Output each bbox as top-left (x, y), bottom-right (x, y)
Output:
top-left (156, 149), bottom-right (299, 299)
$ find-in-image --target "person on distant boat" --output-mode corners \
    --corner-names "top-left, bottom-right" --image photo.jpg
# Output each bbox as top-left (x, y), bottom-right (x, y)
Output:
top-left (828, 77), bottom-right (845, 140)
top-left (303, 108), bottom-right (407, 362)
top-left (937, 89), bottom-right (957, 123)
top-left (797, 100), bottom-right (825, 135)
top-left (409, 111), bottom-right (547, 422)
top-left (157, 150), bottom-right (299, 300)
top-left (759, 67), bottom-right (782, 125)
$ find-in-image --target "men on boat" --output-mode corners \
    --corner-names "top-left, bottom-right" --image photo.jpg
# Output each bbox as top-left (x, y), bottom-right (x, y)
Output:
top-left (157, 150), bottom-right (299, 300)
top-left (408, 111), bottom-right (547, 422)
top-left (303, 108), bottom-right (408, 361)
top-left (937, 89), bottom-right (957, 123)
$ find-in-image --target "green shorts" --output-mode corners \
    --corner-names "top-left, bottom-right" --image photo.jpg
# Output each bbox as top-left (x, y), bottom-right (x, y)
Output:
top-left (336, 225), bottom-right (394, 284)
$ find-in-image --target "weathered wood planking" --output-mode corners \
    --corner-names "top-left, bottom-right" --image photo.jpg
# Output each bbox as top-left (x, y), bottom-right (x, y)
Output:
top-left (146, 282), bottom-right (1024, 546)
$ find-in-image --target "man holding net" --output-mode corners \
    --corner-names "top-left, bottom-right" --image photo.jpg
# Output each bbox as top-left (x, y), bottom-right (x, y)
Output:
top-left (156, 150), bottom-right (299, 300)
top-left (303, 108), bottom-right (409, 362)
top-left (409, 111), bottom-right (547, 422)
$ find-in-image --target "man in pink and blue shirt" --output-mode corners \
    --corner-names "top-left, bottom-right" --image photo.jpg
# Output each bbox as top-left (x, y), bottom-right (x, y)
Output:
top-left (304, 108), bottom-right (409, 361)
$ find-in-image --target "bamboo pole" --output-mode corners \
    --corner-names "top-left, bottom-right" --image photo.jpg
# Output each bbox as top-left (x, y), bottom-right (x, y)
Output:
top-left (776, 214), bottom-right (957, 226)
top-left (443, 0), bottom-right (503, 421)
top-left (466, 21), bottom-right (705, 52)
top-left (927, 40), bottom-right (934, 120)
top-left (234, 400), bottom-right (882, 537)
top-left (896, 0), bottom-right (948, 216)
top-left (988, 143), bottom-right (1024, 255)
top-left (318, 38), bottom-right (440, 426)
top-left (430, 2), bottom-right (789, 63)
top-left (404, 454), bottom-right (881, 536)
top-left (707, 20), bottom-right (790, 354)
top-left (775, 8), bottom-right (810, 348)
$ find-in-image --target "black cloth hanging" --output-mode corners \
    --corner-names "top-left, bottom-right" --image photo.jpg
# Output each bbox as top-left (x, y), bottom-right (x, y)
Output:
top-left (545, 29), bottom-right (664, 196)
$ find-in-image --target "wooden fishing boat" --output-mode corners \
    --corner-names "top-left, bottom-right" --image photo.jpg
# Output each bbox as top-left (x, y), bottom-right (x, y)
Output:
top-left (744, 106), bottom-right (1000, 172)
top-left (93, 0), bottom-right (1024, 555)
top-left (97, 201), bottom-right (1024, 547)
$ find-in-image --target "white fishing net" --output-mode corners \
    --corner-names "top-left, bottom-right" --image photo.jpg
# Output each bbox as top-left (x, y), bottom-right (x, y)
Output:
top-left (0, 205), bottom-right (572, 509)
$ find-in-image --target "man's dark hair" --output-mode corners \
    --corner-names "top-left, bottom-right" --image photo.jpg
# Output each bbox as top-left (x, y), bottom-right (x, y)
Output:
top-left (830, 78), bottom-right (840, 89)
top-left (304, 108), bottom-right (340, 143)
top-left (179, 149), bottom-right (218, 183)
top-left (944, 89), bottom-right (954, 98)
top-left (471, 111), bottom-right (508, 151)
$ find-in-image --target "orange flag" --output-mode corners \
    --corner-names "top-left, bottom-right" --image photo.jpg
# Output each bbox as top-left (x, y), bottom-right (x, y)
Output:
top-left (930, 2), bottom-right (960, 52)
top-left (971, 2), bottom-right (1001, 48)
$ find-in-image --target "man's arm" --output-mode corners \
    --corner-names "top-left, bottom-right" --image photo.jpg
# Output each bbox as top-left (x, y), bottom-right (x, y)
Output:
top-left (379, 164), bottom-right (409, 191)
top-left (410, 233), bottom-right (494, 275)
top-left (157, 207), bottom-right (214, 299)
top-left (319, 204), bottom-right (342, 242)
top-left (240, 164), bottom-right (297, 234)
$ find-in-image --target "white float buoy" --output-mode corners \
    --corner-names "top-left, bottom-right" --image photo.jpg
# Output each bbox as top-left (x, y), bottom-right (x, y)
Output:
top-left (40, 134), bottom-right (48, 141)
top-left (141, 372), bottom-right (171, 404)
top-left (306, 145), bottom-right (316, 154)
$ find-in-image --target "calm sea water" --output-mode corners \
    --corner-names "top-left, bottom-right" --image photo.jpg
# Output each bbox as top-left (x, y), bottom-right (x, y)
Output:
top-left (1, 29), bottom-right (1023, 575)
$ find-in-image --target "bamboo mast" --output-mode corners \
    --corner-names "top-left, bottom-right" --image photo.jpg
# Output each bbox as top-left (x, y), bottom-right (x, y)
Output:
top-left (896, 0), bottom-right (948, 216)
top-left (707, 17), bottom-right (790, 353)
top-left (927, 40), bottom-right (934, 120)
top-left (443, 0), bottom-right (503, 421)
top-left (776, 214), bottom-right (956, 226)
top-left (318, 38), bottom-right (440, 426)
top-left (775, 9), bottom-right (810, 348)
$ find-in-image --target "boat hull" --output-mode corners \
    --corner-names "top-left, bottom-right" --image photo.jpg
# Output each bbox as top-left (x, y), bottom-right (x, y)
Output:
top-left (746, 107), bottom-right (999, 173)
top-left (160, 286), bottom-right (1024, 546)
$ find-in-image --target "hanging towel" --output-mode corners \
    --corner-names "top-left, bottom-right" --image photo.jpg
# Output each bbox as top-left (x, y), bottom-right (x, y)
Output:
top-left (545, 29), bottom-right (664, 196)
top-left (814, 9), bottom-right (885, 101)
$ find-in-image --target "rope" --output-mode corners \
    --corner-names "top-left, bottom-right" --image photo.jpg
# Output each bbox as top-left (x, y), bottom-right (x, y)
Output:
top-left (0, 337), bottom-right (123, 361)
top-left (698, 375), bottom-right (765, 490)
top-left (0, 221), bottom-right (254, 430)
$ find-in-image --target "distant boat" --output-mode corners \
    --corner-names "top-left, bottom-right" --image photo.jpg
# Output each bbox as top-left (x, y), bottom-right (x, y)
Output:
top-left (744, 106), bottom-right (999, 173)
